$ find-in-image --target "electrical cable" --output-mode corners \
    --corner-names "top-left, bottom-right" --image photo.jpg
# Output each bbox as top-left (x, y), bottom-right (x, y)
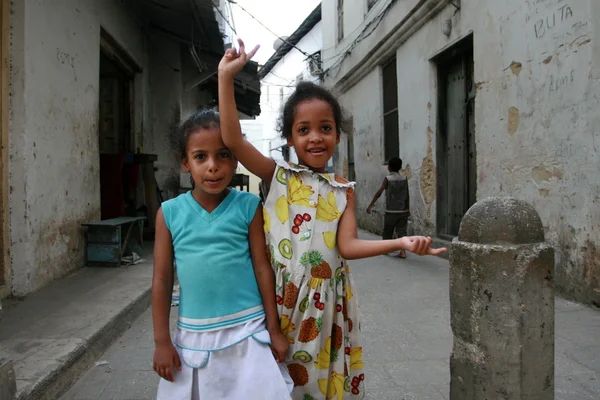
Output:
top-left (321, 0), bottom-right (398, 78)
top-left (227, 0), bottom-right (314, 59)
top-left (214, 3), bottom-right (238, 36)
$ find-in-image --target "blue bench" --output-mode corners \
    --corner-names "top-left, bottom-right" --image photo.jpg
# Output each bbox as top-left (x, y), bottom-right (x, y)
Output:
top-left (82, 216), bottom-right (146, 267)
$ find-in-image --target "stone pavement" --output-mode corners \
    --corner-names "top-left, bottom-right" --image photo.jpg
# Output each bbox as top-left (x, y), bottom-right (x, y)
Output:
top-left (0, 243), bottom-right (154, 400)
top-left (61, 230), bottom-right (600, 399)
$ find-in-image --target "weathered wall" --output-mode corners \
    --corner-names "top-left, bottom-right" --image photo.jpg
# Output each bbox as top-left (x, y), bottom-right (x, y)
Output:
top-left (9, 0), bottom-right (150, 295)
top-left (336, 69), bottom-right (389, 233)
top-left (324, 0), bottom-right (600, 303)
top-left (145, 34), bottom-right (183, 200)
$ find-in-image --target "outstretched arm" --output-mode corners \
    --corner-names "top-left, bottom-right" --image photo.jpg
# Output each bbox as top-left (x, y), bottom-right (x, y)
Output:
top-left (337, 194), bottom-right (446, 260)
top-left (218, 39), bottom-right (276, 182)
top-left (366, 178), bottom-right (387, 213)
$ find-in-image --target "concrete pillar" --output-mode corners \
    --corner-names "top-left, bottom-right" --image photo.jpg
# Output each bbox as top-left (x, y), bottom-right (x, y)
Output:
top-left (449, 197), bottom-right (554, 400)
top-left (0, 299), bottom-right (16, 400)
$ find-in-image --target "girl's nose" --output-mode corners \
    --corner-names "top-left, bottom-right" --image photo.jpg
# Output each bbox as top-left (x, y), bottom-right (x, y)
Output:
top-left (308, 131), bottom-right (323, 143)
top-left (207, 158), bottom-right (218, 172)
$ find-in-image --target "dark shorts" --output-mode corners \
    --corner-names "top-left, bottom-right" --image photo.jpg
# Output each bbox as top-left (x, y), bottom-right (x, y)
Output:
top-left (383, 212), bottom-right (409, 240)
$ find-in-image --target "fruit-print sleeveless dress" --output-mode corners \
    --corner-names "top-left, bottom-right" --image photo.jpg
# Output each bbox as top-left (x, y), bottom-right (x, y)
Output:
top-left (263, 159), bottom-right (365, 400)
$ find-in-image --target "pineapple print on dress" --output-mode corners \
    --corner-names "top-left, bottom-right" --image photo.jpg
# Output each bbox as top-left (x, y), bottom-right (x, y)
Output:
top-left (284, 282), bottom-right (300, 309)
top-left (263, 160), bottom-right (364, 399)
top-left (298, 316), bottom-right (322, 343)
top-left (301, 250), bottom-right (332, 290)
top-left (288, 363), bottom-right (309, 387)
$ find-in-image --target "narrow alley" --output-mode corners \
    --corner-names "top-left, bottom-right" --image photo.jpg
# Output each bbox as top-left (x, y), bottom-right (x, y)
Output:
top-left (60, 231), bottom-right (600, 400)
top-left (0, 1), bottom-right (598, 399)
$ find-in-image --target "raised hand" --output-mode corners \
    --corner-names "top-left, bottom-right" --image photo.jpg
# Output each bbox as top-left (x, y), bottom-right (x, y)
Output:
top-left (397, 236), bottom-right (447, 256)
top-left (218, 38), bottom-right (260, 77)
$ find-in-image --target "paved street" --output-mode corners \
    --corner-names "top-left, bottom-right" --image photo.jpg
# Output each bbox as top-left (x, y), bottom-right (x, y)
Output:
top-left (61, 231), bottom-right (600, 399)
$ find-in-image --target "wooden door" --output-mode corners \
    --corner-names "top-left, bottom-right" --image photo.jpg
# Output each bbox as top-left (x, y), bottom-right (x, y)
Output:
top-left (437, 45), bottom-right (476, 239)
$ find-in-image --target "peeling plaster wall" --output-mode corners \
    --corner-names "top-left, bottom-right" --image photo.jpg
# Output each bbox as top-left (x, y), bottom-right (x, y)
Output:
top-left (325, 0), bottom-right (600, 303)
top-left (337, 69), bottom-right (388, 233)
top-left (145, 34), bottom-right (183, 200)
top-left (9, 0), bottom-right (151, 296)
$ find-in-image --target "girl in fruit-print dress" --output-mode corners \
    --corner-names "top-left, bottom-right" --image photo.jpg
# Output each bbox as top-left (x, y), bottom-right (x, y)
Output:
top-left (218, 39), bottom-right (447, 399)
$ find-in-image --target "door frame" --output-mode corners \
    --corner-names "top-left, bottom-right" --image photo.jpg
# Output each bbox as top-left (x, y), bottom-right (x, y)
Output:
top-left (432, 34), bottom-right (475, 240)
top-left (0, 0), bottom-right (10, 297)
top-left (99, 28), bottom-right (141, 153)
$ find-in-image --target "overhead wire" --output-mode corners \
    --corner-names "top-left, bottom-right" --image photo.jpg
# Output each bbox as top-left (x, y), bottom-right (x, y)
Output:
top-left (322, 0), bottom-right (398, 78)
top-left (227, 0), bottom-right (237, 33)
top-left (227, 0), bottom-right (314, 60)
top-left (264, 70), bottom-right (296, 86)
top-left (214, 2), bottom-right (238, 36)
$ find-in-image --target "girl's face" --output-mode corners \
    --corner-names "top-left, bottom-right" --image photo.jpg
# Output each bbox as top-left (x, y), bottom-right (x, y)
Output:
top-left (182, 128), bottom-right (237, 196)
top-left (287, 99), bottom-right (340, 173)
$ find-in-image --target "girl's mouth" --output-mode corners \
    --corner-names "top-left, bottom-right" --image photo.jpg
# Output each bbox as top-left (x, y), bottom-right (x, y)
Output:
top-left (308, 148), bottom-right (326, 155)
top-left (205, 178), bottom-right (223, 186)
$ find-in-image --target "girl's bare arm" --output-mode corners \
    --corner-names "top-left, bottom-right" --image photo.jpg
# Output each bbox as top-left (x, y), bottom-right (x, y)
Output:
top-left (337, 195), bottom-right (446, 260)
top-left (248, 205), bottom-right (280, 334)
top-left (248, 205), bottom-right (288, 362)
top-left (152, 208), bottom-right (174, 344)
top-left (218, 43), bottom-right (276, 182)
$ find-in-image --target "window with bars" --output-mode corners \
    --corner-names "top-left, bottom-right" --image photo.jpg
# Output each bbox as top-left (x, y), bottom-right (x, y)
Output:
top-left (382, 58), bottom-right (399, 161)
top-left (337, 0), bottom-right (344, 43)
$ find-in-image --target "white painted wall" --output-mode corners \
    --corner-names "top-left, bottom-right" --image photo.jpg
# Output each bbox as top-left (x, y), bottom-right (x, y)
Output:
top-left (8, 0), bottom-right (218, 296)
top-left (10, 0), bottom-right (151, 295)
top-left (322, 0), bottom-right (600, 303)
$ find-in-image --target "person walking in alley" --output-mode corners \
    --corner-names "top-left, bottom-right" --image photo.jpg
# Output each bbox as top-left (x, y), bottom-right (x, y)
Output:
top-left (218, 38), bottom-right (447, 400)
top-left (151, 109), bottom-right (292, 400)
top-left (366, 157), bottom-right (411, 259)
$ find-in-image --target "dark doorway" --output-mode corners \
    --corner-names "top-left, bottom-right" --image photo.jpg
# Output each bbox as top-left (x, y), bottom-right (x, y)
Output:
top-left (434, 35), bottom-right (476, 240)
top-left (99, 30), bottom-right (139, 220)
top-left (99, 51), bottom-right (132, 154)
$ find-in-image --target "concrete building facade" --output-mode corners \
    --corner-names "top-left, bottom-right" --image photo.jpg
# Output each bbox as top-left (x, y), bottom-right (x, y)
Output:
top-left (322, 0), bottom-right (600, 304)
top-left (1, 0), bottom-right (260, 297)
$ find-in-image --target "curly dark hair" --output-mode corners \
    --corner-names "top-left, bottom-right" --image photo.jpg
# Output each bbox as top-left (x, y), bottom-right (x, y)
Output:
top-left (388, 157), bottom-right (403, 172)
top-left (277, 81), bottom-right (350, 138)
top-left (174, 108), bottom-right (221, 159)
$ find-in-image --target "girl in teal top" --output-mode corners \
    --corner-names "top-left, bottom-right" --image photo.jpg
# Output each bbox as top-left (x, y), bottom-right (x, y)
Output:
top-left (152, 110), bottom-right (292, 399)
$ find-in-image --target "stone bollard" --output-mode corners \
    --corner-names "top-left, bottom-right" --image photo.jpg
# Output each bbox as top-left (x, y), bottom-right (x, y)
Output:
top-left (449, 197), bottom-right (554, 400)
top-left (0, 299), bottom-right (16, 400)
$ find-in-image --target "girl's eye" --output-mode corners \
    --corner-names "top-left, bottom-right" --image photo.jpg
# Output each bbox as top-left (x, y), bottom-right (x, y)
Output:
top-left (195, 154), bottom-right (206, 160)
top-left (298, 127), bottom-right (308, 133)
top-left (322, 125), bottom-right (332, 132)
top-left (219, 152), bottom-right (231, 158)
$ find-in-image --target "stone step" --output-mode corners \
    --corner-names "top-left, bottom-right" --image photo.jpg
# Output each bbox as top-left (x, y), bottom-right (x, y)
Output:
top-left (0, 253), bottom-right (153, 400)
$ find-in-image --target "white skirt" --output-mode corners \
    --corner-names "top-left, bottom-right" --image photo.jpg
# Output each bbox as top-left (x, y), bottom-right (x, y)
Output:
top-left (157, 317), bottom-right (293, 400)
